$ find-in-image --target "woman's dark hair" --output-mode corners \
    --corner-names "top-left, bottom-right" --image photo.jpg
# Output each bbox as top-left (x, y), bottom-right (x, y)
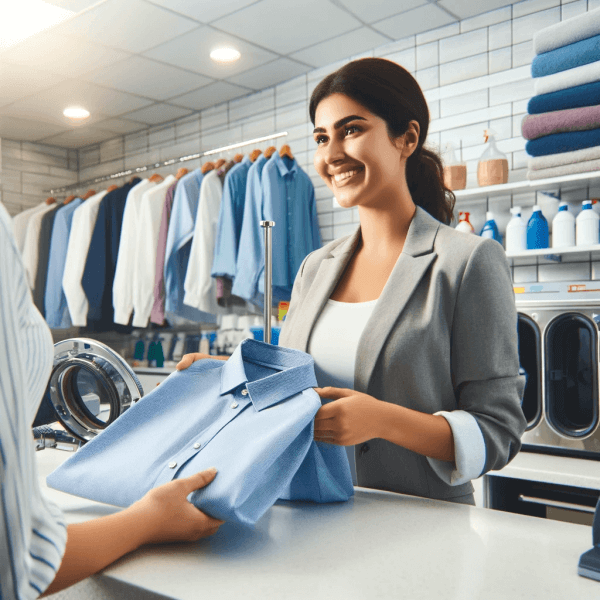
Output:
top-left (309, 58), bottom-right (455, 225)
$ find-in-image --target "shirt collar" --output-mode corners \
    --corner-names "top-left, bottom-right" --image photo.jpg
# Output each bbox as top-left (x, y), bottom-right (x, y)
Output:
top-left (273, 152), bottom-right (298, 177)
top-left (220, 338), bottom-right (317, 411)
top-left (241, 155), bottom-right (252, 167)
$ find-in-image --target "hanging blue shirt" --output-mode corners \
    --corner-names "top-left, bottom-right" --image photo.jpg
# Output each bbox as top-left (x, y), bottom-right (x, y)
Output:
top-left (241, 153), bottom-right (322, 308)
top-left (210, 155), bottom-right (252, 281)
top-left (47, 338), bottom-right (354, 527)
top-left (231, 153), bottom-right (268, 306)
top-left (163, 169), bottom-right (216, 324)
top-left (44, 198), bottom-right (82, 329)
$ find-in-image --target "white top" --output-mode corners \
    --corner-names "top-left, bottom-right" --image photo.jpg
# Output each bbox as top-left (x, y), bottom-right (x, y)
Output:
top-left (183, 169), bottom-right (224, 315)
top-left (62, 190), bottom-right (108, 327)
top-left (11, 202), bottom-right (47, 255)
top-left (113, 179), bottom-right (156, 325)
top-left (308, 298), bottom-right (486, 486)
top-left (21, 202), bottom-right (58, 288)
top-left (0, 201), bottom-right (67, 599)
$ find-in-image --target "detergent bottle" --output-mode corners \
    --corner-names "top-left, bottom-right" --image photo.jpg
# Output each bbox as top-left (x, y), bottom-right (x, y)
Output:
top-left (455, 211), bottom-right (475, 233)
top-left (477, 129), bottom-right (509, 186)
top-left (576, 200), bottom-right (600, 246)
top-left (506, 206), bottom-right (527, 253)
top-left (480, 211), bottom-right (502, 244)
top-left (526, 205), bottom-right (549, 249)
top-left (551, 202), bottom-right (575, 248)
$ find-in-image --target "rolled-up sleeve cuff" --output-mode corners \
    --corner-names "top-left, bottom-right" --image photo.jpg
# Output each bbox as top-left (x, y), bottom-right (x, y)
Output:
top-left (426, 410), bottom-right (486, 486)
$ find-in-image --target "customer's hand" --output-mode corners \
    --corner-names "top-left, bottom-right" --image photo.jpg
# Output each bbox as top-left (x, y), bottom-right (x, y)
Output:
top-left (129, 468), bottom-right (225, 544)
top-left (176, 352), bottom-right (228, 370)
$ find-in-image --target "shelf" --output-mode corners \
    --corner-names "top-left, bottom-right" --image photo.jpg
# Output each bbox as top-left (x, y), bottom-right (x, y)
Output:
top-left (506, 243), bottom-right (600, 266)
top-left (453, 170), bottom-right (600, 202)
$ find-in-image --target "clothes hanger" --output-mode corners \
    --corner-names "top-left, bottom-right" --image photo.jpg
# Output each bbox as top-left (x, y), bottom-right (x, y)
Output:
top-left (233, 153), bottom-right (244, 163)
top-left (175, 168), bottom-right (188, 180)
top-left (264, 146), bottom-right (276, 159)
top-left (201, 161), bottom-right (215, 174)
top-left (107, 184), bottom-right (119, 193)
top-left (250, 149), bottom-right (262, 162)
top-left (279, 144), bottom-right (294, 160)
top-left (82, 189), bottom-right (96, 200)
top-left (214, 158), bottom-right (226, 169)
top-left (64, 195), bottom-right (77, 205)
top-left (149, 173), bottom-right (164, 183)
top-left (45, 196), bottom-right (57, 205)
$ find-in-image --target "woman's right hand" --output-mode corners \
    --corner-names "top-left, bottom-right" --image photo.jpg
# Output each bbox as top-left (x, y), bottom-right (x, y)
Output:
top-left (176, 353), bottom-right (228, 370)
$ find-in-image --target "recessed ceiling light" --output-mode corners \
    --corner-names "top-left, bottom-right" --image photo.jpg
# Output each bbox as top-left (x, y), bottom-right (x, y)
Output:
top-left (0, 0), bottom-right (74, 51)
top-left (63, 107), bottom-right (90, 120)
top-left (210, 48), bottom-right (241, 63)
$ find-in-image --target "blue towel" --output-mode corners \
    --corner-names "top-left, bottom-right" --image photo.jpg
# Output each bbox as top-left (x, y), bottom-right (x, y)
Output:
top-left (525, 128), bottom-right (600, 157)
top-left (528, 80), bottom-right (600, 114)
top-left (532, 35), bottom-right (600, 78)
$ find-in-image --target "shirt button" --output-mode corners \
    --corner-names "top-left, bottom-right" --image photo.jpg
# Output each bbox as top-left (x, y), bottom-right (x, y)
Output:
top-left (231, 402), bottom-right (239, 409)
top-left (241, 389), bottom-right (248, 396)
top-left (193, 442), bottom-right (201, 449)
top-left (359, 443), bottom-right (370, 456)
top-left (169, 461), bottom-right (177, 469)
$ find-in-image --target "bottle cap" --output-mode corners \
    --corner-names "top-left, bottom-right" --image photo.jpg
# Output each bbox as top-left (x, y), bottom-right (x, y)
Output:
top-left (532, 204), bottom-right (541, 211)
top-left (486, 211), bottom-right (494, 221)
top-left (510, 206), bottom-right (522, 215)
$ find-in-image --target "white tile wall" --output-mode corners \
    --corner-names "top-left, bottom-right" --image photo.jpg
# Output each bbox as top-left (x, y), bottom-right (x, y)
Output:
top-left (3, 0), bottom-right (598, 282)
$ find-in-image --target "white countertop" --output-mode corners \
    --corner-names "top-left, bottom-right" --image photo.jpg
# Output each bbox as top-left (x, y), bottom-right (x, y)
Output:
top-left (488, 450), bottom-right (600, 490)
top-left (37, 449), bottom-right (599, 600)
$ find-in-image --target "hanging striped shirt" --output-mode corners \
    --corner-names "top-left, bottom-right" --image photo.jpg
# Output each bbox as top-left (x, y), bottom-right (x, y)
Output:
top-left (0, 201), bottom-right (67, 599)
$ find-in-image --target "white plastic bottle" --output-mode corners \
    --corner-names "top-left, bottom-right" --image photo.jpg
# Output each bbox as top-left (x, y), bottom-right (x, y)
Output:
top-left (455, 211), bottom-right (475, 233)
top-left (552, 202), bottom-right (575, 248)
top-left (576, 200), bottom-right (600, 246)
top-left (506, 206), bottom-right (527, 253)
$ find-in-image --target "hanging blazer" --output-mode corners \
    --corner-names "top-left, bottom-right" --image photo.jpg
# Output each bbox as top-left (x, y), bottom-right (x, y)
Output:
top-left (278, 205), bottom-right (527, 503)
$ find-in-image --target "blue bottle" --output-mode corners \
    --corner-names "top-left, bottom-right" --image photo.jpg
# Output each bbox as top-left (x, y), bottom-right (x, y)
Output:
top-left (480, 211), bottom-right (502, 244)
top-left (526, 205), bottom-right (549, 249)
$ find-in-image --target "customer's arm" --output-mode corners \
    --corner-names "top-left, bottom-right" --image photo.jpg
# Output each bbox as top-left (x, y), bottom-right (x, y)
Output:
top-left (42, 468), bottom-right (224, 597)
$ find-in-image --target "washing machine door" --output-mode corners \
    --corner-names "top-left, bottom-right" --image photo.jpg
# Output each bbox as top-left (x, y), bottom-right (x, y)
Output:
top-left (43, 338), bottom-right (144, 442)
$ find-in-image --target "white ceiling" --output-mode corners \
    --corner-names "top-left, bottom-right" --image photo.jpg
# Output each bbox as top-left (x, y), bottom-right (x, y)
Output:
top-left (0, 0), bottom-right (514, 148)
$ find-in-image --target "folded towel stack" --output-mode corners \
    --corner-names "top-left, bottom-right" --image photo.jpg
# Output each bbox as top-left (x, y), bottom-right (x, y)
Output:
top-left (523, 8), bottom-right (600, 180)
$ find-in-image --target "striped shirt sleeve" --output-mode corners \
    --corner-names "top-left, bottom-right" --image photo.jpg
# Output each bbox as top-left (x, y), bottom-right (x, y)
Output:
top-left (0, 201), bottom-right (67, 600)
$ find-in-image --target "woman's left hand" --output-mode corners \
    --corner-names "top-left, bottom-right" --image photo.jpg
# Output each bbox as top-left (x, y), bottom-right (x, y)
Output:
top-left (313, 387), bottom-right (384, 446)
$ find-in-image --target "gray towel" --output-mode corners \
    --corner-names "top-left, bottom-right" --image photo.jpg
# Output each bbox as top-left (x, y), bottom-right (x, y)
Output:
top-left (534, 7), bottom-right (600, 55)
top-left (528, 145), bottom-right (600, 170)
top-left (527, 157), bottom-right (600, 180)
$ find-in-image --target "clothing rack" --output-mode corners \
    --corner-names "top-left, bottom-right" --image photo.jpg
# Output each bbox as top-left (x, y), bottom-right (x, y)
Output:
top-left (48, 131), bottom-right (289, 194)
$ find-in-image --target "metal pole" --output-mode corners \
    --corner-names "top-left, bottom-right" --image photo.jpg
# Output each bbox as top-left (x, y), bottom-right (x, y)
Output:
top-left (260, 221), bottom-right (275, 344)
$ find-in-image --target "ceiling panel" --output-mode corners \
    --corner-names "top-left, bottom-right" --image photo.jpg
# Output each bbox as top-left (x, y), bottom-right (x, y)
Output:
top-left (437, 0), bottom-right (515, 19)
top-left (290, 27), bottom-right (390, 68)
top-left (212, 0), bottom-right (363, 55)
top-left (0, 116), bottom-right (68, 142)
top-left (226, 58), bottom-right (311, 91)
top-left (143, 25), bottom-right (278, 79)
top-left (44, 0), bottom-right (105, 11)
top-left (372, 4), bottom-right (457, 39)
top-left (119, 102), bottom-right (194, 124)
top-left (82, 56), bottom-right (214, 100)
top-left (147, 0), bottom-right (259, 24)
top-left (336, 0), bottom-right (428, 24)
top-left (0, 63), bottom-right (67, 107)
top-left (40, 127), bottom-right (120, 148)
top-left (50, 0), bottom-right (199, 54)
top-left (94, 117), bottom-right (149, 134)
top-left (0, 79), bottom-right (153, 125)
top-left (168, 81), bottom-right (249, 110)
top-left (0, 29), bottom-right (131, 78)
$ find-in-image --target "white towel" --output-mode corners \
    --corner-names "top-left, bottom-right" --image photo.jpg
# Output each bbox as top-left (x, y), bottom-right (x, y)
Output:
top-left (534, 7), bottom-right (600, 55)
top-left (534, 60), bottom-right (600, 96)
top-left (528, 145), bottom-right (600, 170)
top-left (527, 158), bottom-right (600, 180)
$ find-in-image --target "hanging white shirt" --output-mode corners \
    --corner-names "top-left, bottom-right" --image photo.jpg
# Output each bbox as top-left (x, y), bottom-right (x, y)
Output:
top-left (132, 175), bottom-right (176, 328)
top-left (307, 298), bottom-right (486, 487)
top-left (183, 169), bottom-right (224, 316)
top-left (62, 190), bottom-right (108, 327)
top-left (113, 179), bottom-right (156, 325)
top-left (11, 202), bottom-right (47, 255)
top-left (21, 202), bottom-right (58, 288)
top-left (0, 200), bottom-right (68, 600)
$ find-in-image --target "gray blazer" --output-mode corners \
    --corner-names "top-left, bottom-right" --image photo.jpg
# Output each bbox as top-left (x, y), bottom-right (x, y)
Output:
top-left (278, 205), bottom-right (527, 503)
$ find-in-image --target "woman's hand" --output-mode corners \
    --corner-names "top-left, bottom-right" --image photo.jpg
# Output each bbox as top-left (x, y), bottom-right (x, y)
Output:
top-left (176, 352), bottom-right (228, 370)
top-left (129, 468), bottom-right (225, 545)
top-left (313, 387), bottom-right (385, 446)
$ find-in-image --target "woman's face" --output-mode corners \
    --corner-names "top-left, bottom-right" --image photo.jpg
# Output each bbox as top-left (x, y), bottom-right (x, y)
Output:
top-left (313, 93), bottom-right (418, 210)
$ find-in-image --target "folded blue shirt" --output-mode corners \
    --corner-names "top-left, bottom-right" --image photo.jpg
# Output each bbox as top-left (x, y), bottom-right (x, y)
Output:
top-left (528, 80), bottom-right (600, 115)
top-left (47, 339), bottom-right (354, 526)
top-left (532, 34), bottom-right (600, 78)
top-left (525, 127), bottom-right (600, 156)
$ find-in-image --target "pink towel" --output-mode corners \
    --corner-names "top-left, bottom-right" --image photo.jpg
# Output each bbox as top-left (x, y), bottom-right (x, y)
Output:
top-left (527, 157), bottom-right (600, 180)
top-left (522, 105), bottom-right (600, 140)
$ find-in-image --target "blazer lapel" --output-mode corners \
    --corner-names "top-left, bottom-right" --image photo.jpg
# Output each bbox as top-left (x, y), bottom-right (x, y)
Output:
top-left (292, 225), bottom-right (362, 353)
top-left (354, 206), bottom-right (440, 393)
